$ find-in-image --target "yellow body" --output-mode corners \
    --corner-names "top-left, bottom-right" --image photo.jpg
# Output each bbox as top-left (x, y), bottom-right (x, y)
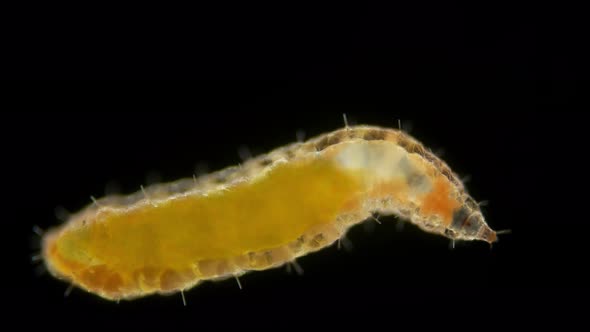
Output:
top-left (42, 125), bottom-right (495, 301)
top-left (44, 157), bottom-right (364, 299)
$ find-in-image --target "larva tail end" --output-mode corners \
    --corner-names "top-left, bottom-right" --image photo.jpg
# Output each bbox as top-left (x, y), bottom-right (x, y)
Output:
top-left (482, 227), bottom-right (513, 244)
top-left (478, 225), bottom-right (497, 244)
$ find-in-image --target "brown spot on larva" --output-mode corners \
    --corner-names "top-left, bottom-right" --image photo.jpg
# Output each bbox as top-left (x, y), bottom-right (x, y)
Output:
top-left (397, 134), bottom-right (426, 155)
top-left (349, 129), bottom-right (365, 139)
top-left (310, 233), bottom-right (325, 248)
top-left (160, 269), bottom-right (183, 291)
top-left (216, 260), bottom-right (232, 275)
top-left (198, 259), bottom-right (219, 277)
top-left (246, 251), bottom-right (274, 269)
top-left (315, 131), bottom-right (353, 151)
top-left (412, 144), bottom-right (426, 156)
top-left (441, 168), bottom-right (454, 182)
top-left (260, 158), bottom-right (273, 166)
top-left (330, 130), bottom-right (348, 143)
top-left (233, 254), bottom-right (250, 270)
top-left (285, 148), bottom-right (296, 159)
top-left (363, 130), bottom-right (387, 141)
top-left (315, 136), bottom-right (332, 151)
top-left (422, 151), bottom-right (438, 164)
top-left (289, 236), bottom-right (305, 253)
top-left (166, 179), bottom-right (195, 195)
top-left (396, 134), bottom-right (413, 151)
top-left (213, 175), bottom-right (227, 183)
top-left (264, 251), bottom-right (273, 265)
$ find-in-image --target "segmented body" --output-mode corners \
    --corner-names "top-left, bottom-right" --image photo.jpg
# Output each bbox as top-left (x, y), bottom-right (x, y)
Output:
top-left (42, 125), bottom-right (495, 301)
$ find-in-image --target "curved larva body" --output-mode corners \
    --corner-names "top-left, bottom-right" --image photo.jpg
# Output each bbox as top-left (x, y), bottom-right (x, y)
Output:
top-left (42, 125), bottom-right (495, 301)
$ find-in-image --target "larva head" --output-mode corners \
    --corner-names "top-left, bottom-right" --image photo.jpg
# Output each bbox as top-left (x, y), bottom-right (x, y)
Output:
top-left (448, 200), bottom-right (496, 243)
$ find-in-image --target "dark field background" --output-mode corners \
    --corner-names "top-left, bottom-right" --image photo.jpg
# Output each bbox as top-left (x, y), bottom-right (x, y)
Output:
top-left (4, 1), bottom-right (587, 330)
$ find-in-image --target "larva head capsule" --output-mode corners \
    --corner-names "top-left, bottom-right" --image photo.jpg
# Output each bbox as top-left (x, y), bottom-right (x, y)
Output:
top-left (449, 206), bottom-right (497, 243)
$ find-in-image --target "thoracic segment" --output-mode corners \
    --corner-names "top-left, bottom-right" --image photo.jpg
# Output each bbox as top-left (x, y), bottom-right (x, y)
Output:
top-left (42, 125), bottom-right (495, 301)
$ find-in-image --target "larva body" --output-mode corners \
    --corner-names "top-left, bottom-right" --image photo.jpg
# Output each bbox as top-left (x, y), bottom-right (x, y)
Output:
top-left (42, 125), bottom-right (495, 301)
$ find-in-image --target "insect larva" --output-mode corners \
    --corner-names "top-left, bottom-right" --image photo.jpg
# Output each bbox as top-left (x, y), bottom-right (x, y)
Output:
top-left (42, 125), bottom-right (496, 301)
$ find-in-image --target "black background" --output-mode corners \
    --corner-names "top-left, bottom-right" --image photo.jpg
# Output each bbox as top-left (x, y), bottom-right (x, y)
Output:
top-left (4, 1), bottom-right (588, 330)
